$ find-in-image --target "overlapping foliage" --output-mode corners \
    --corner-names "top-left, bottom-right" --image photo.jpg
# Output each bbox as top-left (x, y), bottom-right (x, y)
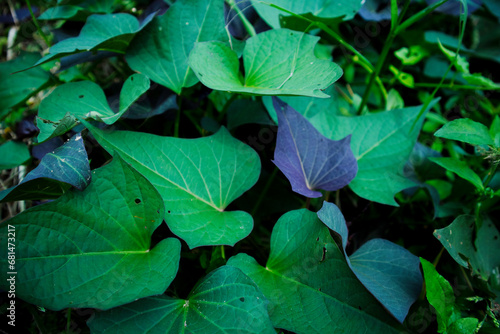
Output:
top-left (0, 0), bottom-right (499, 333)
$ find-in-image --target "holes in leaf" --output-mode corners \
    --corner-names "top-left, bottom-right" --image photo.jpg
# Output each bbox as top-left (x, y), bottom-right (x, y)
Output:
top-left (168, 210), bottom-right (171, 214)
top-left (79, 95), bottom-right (84, 98)
top-left (131, 76), bottom-right (134, 81)
top-left (135, 198), bottom-right (141, 204)
top-left (157, 209), bottom-right (160, 214)
top-left (239, 297), bottom-right (245, 302)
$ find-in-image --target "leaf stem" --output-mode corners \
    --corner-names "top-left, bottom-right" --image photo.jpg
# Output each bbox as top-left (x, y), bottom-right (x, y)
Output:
top-left (395, 0), bottom-right (451, 35)
top-left (357, 0), bottom-right (399, 114)
top-left (226, 0), bottom-right (256, 37)
top-left (175, 96), bottom-right (182, 137)
top-left (66, 308), bottom-right (72, 333)
top-left (26, 0), bottom-right (50, 47)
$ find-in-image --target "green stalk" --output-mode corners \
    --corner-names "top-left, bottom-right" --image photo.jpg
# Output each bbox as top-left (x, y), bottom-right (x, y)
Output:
top-left (26, 0), bottom-right (50, 47)
top-left (413, 83), bottom-right (500, 90)
top-left (267, 3), bottom-right (375, 72)
top-left (396, 0), bottom-right (451, 34)
top-left (226, 0), bottom-right (256, 37)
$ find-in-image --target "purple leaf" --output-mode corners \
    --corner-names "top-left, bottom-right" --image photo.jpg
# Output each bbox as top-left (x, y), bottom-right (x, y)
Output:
top-left (272, 97), bottom-right (358, 198)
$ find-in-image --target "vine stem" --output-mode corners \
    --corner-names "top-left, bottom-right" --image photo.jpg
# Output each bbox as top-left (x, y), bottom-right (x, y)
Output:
top-left (226, 0), bottom-right (256, 37)
top-left (174, 96), bottom-right (182, 137)
top-left (26, 0), bottom-right (50, 47)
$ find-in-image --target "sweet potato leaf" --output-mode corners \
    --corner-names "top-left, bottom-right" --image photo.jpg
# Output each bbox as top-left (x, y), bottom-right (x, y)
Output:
top-left (83, 122), bottom-right (261, 248)
top-left (0, 133), bottom-right (90, 202)
top-left (228, 208), bottom-right (402, 334)
top-left (32, 13), bottom-right (155, 68)
top-left (189, 29), bottom-right (343, 98)
top-left (87, 266), bottom-right (275, 333)
top-left (36, 73), bottom-right (150, 142)
top-left (272, 97), bottom-right (357, 197)
top-left (0, 155), bottom-right (181, 310)
top-left (125, 0), bottom-right (228, 94)
top-left (250, 0), bottom-right (363, 29)
top-left (269, 100), bottom-right (438, 205)
top-left (318, 202), bottom-right (423, 323)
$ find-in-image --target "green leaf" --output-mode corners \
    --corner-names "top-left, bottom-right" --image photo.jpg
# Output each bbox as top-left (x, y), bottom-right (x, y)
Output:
top-left (435, 118), bottom-right (495, 146)
top-left (461, 73), bottom-right (500, 89)
top-left (263, 85), bottom-right (354, 123)
top-left (39, 0), bottom-right (116, 21)
top-left (87, 266), bottom-right (275, 333)
top-left (189, 29), bottom-right (343, 98)
top-left (308, 102), bottom-right (438, 206)
top-left (125, 0), bottom-right (229, 94)
top-left (428, 157), bottom-right (484, 190)
top-left (389, 65), bottom-right (415, 88)
top-left (448, 317), bottom-right (479, 334)
top-left (0, 52), bottom-right (51, 118)
top-left (36, 74), bottom-right (150, 142)
top-left (250, 0), bottom-right (362, 29)
top-left (317, 202), bottom-right (423, 323)
top-left (0, 156), bottom-right (181, 310)
top-left (420, 258), bottom-right (457, 333)
top-left (0, 141), bottom-right (30, 170)
top-left (386, 89), bottom-right (405, 110)
top-left (394, 45), bottom-right (430, 65)
top-left (32, 13), bottom-right (155, 68)
top-left (434, 215), bottom-right (500, 280)
top-left (0, 133), bottom-right (90, 202)
top-left (438, 41), bottom-right (469, 73)
top-left (83, 122), bottom-right (261, 248)
top-left (227, 99), bottom-right (274, 130)
top-left (228, 209), bottom-right (401, 334)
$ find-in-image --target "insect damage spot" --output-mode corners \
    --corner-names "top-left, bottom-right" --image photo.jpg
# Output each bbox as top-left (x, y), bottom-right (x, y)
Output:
top-left (79, 95), bottom-right (84, 98)
top-left (135, 198), bottom-right (141, 204)
top-left (239, 297), bottom-right (245, 302)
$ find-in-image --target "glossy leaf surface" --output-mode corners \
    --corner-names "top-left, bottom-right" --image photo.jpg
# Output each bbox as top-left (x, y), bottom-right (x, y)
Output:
top-left (318, 202), bottom-right (423, 323)
top-left (84, 122), bottom-right (261, 248)
top-left (36, 74), bottom-right (149, 142)
top-left (0, 156), bottom-right (181, 310)
top-left (228, 209), bottom-right (401, 334)
top-left (189, 29), bottom-right (343, 98)
top-left (88, 266), bottom-right (275, 333)
top-left (33, 13), bottom-right (155, 67)
top-left (0, 133), bottom-right (90, 202)
top-left (126, 0), bottom-right (228, 94)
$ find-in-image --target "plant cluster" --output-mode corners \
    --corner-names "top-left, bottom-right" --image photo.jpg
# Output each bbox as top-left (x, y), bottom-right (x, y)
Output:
top-left (0, 0), bottom-right (499, 333)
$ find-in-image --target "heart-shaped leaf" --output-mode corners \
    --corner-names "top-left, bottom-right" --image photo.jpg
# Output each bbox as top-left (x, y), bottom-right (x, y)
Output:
top-left (36, 73), bottom-right (150, 142)
top-left (228, 208), bottom-right (401, 333)
top-left (83, 122), bottom-right (261, 248)
top-left (189, 29), bottom-right (343, 98)
top-left (126, 0), bottom-right (229, 94)
top-left (270, 100), bottom-right (438, 205)
top-left (250, 0), bottom-right (363, 29)
top-left (0, 155), bottom-right (181, 310)
top-left (318, 202), bottom-right (423, 323)
top-left (0, 133), bottom-right (90, 202)
top-left (32, 13), bottom-right (155, 68)
top-left (87, 265), bottom-right (275, 333)
top-left (272, 97), bottom-right (357, 198)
